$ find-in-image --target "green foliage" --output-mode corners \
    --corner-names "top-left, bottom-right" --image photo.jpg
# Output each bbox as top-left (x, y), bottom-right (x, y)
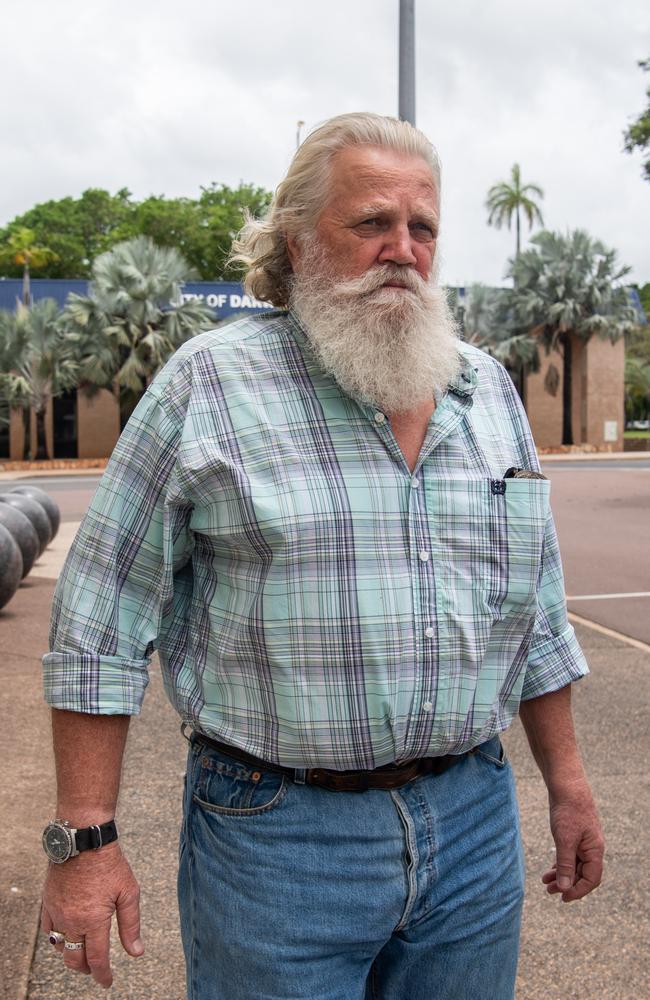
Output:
top-left (0, 227), bottom-right (59, 305)
top-left (623, 58), bottom-right (650, 181)
top-left (0, 299), bottom-right (78, 458)
top-left (625, 356), bottom-right (650, 422)
top-left (0, 183), bottom-right (272, 280)
top-left (61, 236), bottom-right (216, 418)
top-left (509, 230), bottom-right (636, 347)
top-left (508, 229), bottom-right (637, 443)
top-left (485, 164), bottom-right (544, 256)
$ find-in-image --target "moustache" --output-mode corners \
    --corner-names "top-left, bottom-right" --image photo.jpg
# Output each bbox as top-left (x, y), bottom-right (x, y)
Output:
top-left (332, 265), bottom-right (427, 298)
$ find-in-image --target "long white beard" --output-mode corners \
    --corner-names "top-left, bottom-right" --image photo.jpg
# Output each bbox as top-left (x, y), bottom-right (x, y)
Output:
top-left (290, 245), bottom-right (461, 414)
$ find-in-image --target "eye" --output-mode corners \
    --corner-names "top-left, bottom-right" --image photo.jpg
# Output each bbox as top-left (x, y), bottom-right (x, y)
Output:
top-left (410, 222), bottom-right (436, 240)
top-left (355, 218), bottom-right (383, 231)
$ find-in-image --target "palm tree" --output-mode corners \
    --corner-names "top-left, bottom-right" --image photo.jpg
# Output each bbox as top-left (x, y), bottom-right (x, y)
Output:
top-left (0, 300), bottom-right (78, 459)
top-left (486, 165), bottom-right (545, 257)
top-left (0, 227), bottom-right (59, 306)
top-left (451, 283), bottom-right (539, 400)
top-left (61, 236), bottom-right (215, 423)
top-left (509, 230), bottom-right (637, 445)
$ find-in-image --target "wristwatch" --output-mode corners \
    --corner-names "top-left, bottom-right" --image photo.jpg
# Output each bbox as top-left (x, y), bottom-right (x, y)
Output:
top-left (42, 819), bottom-right (118, 864)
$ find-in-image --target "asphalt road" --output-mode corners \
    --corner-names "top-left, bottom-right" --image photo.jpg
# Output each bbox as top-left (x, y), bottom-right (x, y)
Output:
top-left (12, 461), bottom-right (650, 644)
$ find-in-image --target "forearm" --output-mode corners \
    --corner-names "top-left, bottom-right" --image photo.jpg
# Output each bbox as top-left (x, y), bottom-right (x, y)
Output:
top-left (519, 682), bottom-right (604, 900)
top-left (52, 709), bottom-right (130, 825)
top-left (518, 683), bottom-right (586, 792)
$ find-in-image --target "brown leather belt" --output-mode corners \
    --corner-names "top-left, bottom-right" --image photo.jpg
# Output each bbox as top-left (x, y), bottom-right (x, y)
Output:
top-left (191, 731), bottom-right (472, 792)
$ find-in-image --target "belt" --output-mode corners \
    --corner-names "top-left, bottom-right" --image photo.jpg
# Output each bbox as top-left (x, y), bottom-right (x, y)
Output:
top-left (191, 731), bottom-right (473, 792)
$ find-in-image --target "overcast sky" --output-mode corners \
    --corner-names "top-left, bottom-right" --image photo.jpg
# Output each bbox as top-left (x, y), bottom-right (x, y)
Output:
top-left (1, 0), bottom-right (648, 287)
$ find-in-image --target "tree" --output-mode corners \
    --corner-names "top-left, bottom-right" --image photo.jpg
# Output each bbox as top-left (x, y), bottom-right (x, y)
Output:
top-left (486, 164), bottom-right (545, 257)
top-left (623, 57), bottom-right (650, 181)
top-left (0, 184), bottom-right (272, 281)
top-left (0, 300), bottom-right (78, 459)
top-left (0, 227), bottom-right (58, 305)
top-left (61, 236), bottom-right (216, 422)
top-left (509, 230), bottom-right (637, 445)
top-left (450, 284), bottom-right (539, 400)
top-left (624, 356), bottom-right (650, 423)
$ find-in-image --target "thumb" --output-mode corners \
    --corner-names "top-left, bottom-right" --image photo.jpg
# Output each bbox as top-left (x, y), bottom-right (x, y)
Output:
top-left (554, 841), bottom-right (576, 892)
top-left (116, 883), bottom-right (144, 957)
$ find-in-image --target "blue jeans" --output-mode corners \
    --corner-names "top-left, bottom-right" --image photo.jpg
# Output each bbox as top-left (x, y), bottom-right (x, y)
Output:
top-left (178, 736), bottom-right (524, 1000)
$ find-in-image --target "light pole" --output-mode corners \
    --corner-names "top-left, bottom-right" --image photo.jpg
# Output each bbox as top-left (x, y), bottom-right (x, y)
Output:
top-left (398, 0), bottom-right (416, 124)
top-left (296, 120), bottom-right (305, 150)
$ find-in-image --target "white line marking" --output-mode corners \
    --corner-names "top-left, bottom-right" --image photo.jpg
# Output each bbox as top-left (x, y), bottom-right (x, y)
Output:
top-left (568, 612), bottom-right (650, 654)
top-left (566, 592), bottom-right (650, 601)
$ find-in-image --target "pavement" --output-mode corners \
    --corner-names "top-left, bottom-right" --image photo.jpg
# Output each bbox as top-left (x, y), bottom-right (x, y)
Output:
top-left (1, 466), bottom-right (649, 999)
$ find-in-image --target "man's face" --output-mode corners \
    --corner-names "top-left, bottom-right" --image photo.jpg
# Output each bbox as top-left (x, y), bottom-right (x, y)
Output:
top-left (289, 145), bottom-right (439, 287)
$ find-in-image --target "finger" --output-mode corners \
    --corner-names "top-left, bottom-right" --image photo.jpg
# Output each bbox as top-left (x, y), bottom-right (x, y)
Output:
top-left (116, 883), bottom-right (144, 957)
top-left (84, 922), bottom-right (113, 988)
top-left (553, 841), bottom-right (578, 893)
top-left (63, 938), bottom-right (91, 976)
top-left (561, 856), bottom-right (603, 902)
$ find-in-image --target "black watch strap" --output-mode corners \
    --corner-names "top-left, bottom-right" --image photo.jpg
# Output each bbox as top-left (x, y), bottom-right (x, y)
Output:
top-left (75, 819), bottom-right (118, 853)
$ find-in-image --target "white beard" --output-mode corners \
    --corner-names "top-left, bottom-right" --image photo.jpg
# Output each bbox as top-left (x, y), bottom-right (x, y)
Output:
top-left (289, 243), bottom-right (461, 415)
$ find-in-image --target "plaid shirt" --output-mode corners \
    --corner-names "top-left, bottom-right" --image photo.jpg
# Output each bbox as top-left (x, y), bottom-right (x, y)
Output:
top-left (44, 311), bottom-right (588, 769)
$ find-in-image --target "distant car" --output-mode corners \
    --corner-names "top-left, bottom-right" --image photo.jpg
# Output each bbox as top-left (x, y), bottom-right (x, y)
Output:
top-left (627, 420), bottom-right (650, 430)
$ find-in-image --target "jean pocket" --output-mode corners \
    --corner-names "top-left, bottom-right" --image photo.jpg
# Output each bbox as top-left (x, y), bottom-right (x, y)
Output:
top-left (473, 737), bottom-right (507, 769)
top-left (191, 743), bottom-right (287, 816)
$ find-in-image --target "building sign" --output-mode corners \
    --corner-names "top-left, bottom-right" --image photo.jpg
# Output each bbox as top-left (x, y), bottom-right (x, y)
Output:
top-left (177, 282), bottom-right (271, 316)
top-left (0, 279), bottom-right (271, 319)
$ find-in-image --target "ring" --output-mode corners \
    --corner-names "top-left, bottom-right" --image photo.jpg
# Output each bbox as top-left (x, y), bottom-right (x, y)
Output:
top-left (64, 940), bottom-right (85, 951)
top-left (48, 931), bottom-right (65, 946)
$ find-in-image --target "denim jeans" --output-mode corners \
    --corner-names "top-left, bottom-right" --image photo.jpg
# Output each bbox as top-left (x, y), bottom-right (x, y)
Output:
top-left (178, 735), bottom-right (524, 1000)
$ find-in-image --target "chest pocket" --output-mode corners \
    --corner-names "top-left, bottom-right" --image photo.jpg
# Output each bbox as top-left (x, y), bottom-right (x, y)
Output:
top-left (425, 476), bottom-right (550, 626)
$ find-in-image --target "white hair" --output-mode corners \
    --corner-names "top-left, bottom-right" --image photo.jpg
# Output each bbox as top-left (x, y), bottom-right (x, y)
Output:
top-left (228, 112), bottom-right (441, 307)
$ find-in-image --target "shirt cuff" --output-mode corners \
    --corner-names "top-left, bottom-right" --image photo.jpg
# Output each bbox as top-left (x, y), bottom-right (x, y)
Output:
top-left (520, 622), bottom-right (589, 701)
top-left (42, 653), bottom-right (150, 715)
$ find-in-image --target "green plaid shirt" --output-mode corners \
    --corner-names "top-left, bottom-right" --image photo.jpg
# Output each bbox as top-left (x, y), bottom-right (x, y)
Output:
top-left (44, 311), bottom-right (588, 768)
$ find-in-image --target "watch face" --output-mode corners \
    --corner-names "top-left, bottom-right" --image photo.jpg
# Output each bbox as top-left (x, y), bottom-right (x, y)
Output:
top-left (43, 823), bottom-right (73, 863)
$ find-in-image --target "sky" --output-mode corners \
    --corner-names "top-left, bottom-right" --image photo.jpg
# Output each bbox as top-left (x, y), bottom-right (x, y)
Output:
top-left (1, 0), bottom-right (649, 288)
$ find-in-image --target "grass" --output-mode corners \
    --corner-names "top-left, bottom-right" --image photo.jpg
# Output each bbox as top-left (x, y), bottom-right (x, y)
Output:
top-left (624, 430), bottom-right (650, 439)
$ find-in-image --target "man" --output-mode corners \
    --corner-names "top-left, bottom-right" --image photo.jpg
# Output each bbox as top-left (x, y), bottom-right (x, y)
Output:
top-left (41, 113), bottom-right (604, 1000)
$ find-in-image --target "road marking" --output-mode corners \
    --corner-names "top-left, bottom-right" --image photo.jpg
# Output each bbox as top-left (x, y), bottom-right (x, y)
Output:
top-left (566, 591), bottom-right (650, 601)
top-left (568, 611), bottom-right (650, 654)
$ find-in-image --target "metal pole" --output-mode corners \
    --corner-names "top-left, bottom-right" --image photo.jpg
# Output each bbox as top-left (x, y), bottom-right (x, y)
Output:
top-left (296, 120), bottom-right (305, 150)
top-left (398, 0), bottom-right (416, 124)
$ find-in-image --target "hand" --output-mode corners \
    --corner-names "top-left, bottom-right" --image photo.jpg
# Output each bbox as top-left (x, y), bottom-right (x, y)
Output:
top-left (543, 779), bottom-right (605, 903)
top-left (41, 842), bottom-right (143, 989)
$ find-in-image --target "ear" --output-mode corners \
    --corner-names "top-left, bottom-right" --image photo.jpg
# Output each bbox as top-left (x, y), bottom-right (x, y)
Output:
top-left (285, 233), bottom-right (302, 273)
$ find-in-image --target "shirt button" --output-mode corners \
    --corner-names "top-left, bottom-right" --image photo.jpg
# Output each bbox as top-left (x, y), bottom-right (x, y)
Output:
top-left (418, 550), bottom-right (430, 562)
top-left (374, 411), bottom-right (386, 424)
top-left (411, 477), bottom-right (420, 489)
top-left (422, 701), bottom-right (433, 712)
top-left (425, 627), bottom-right (434, 638)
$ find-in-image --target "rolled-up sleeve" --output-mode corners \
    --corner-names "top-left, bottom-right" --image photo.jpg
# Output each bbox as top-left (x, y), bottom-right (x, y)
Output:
top-left (43, 380), bottom-right (193, 715)
top-left (521, 508), bottom-right (589, 700)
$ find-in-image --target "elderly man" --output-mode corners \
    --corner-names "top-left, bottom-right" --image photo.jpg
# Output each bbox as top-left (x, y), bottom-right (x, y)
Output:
top-left (41, 113), bottom-right (603, 1000)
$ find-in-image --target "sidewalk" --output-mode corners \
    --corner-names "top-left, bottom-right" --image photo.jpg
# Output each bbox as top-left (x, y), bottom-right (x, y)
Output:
top-left (1, 544), bottom-right (649, 998)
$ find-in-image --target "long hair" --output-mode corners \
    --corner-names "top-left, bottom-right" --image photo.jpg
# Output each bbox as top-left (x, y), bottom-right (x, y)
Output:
top-left (228, 112), bottom-right (441, 308)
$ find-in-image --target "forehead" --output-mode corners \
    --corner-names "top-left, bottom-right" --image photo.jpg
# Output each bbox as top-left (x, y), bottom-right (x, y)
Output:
top-left (324, 145), bottom-right (439, 215)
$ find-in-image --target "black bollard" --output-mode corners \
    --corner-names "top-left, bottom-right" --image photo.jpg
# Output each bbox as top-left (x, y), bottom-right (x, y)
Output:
top-left (0, 494), bottom-right (52, 556)
top-left (10, 485), bottom-right (61, 541)
top-left (0, 523), bottom-right (23, 610)
top-left (0, 504), bottom-right (39, 578)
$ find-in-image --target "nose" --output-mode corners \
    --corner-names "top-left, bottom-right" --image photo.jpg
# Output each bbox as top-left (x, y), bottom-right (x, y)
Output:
top-left (378, 224), bottom-right (417, 267)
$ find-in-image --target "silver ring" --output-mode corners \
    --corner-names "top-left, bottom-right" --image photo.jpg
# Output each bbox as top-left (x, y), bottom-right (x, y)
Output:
top-left (48, 931), bottom-right (65, 946)
top-left (64, 940), bottom-right (85, 951)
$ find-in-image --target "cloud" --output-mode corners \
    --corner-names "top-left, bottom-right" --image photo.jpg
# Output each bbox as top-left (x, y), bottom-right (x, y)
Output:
top-left (0, 0), bottom-right (648, 284)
